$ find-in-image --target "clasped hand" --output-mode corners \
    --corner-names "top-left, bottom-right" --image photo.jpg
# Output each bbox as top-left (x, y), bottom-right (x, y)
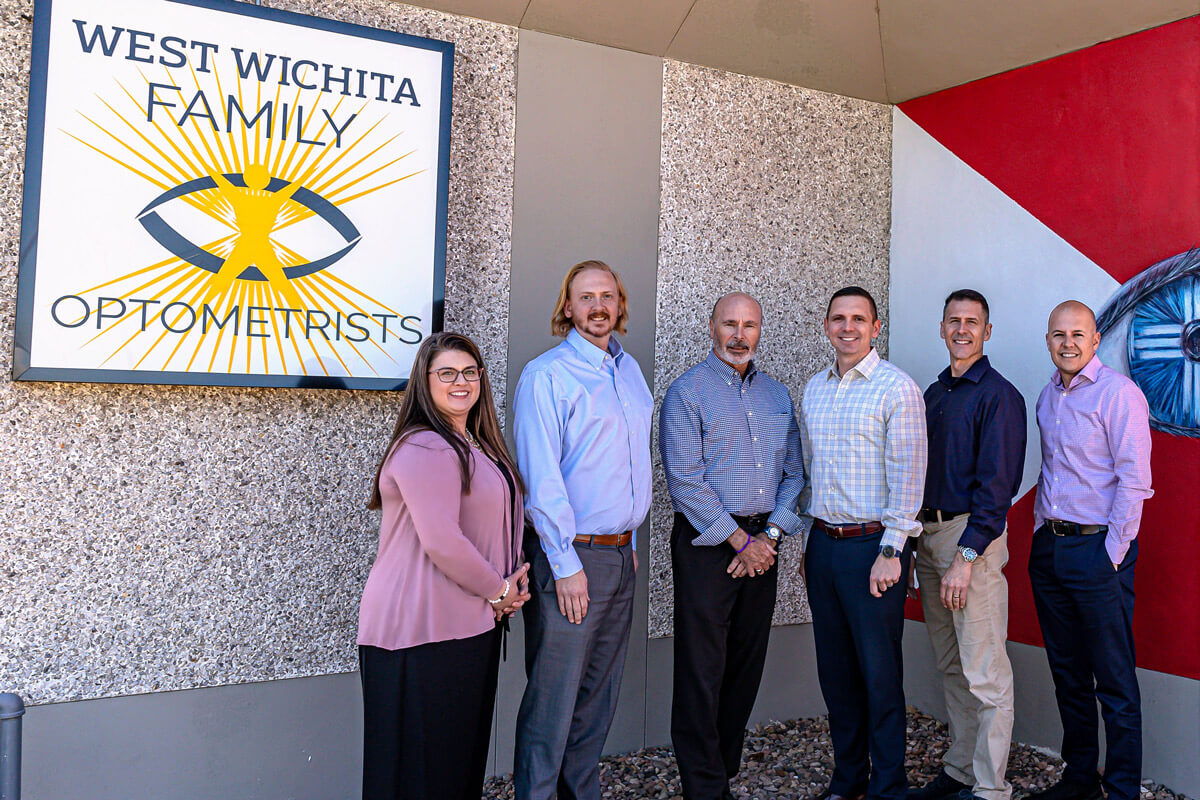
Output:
top-left (492, 562), bottom-right (532, 620)
top-left (727, 532), bottom-right (776, 579)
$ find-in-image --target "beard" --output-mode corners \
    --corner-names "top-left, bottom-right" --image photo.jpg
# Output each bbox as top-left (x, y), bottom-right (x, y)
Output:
top-left (718, 340), bottom-right (755, 365)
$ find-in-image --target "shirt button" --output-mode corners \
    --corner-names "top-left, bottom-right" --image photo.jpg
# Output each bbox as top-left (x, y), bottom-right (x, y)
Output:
top-left (758, 489), bottom-right (764, 494)
top-left (752, 436), bottom-right (758, 442)
top-left (757, 463), bottom-right (762, 468)
top-left (747, 411), bottom-right (754, 416)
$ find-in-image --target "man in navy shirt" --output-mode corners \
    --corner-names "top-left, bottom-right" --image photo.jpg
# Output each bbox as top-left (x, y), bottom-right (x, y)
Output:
top-left (660, 292), bottom-right (805, 800)
top-left (909, 290), bottom-right (1026, 800)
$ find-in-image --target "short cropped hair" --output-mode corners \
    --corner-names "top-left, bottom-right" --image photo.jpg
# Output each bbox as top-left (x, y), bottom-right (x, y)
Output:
top-left (826, 286), bottom-right (878, 321)
top-left (943, 289), bottom-right (990, 321)
top-left (550, 260), bottom-right (629, 338)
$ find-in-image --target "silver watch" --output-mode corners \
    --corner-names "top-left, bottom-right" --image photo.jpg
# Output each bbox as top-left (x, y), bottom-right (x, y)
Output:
top-left (765, 524), bottom-right (784, 543)
top-left (957, 545), bottom-right (979, 563)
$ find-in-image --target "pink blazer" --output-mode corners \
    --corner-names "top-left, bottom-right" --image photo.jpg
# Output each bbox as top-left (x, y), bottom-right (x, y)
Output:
top-left (357, 430), bottom-right (523, 651)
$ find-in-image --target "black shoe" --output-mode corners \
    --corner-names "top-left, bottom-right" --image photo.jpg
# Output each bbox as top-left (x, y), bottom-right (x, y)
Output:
top-left (954, 791), bottom-right (987, 800)
top-left (907, 772), bottom-right (971, 800)
top-left (1024, 777), bottom-right (1103, 800)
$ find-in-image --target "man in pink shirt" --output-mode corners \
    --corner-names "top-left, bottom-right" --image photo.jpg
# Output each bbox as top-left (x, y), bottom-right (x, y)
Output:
top-left (1026, 301), bottom-right (1153, 800)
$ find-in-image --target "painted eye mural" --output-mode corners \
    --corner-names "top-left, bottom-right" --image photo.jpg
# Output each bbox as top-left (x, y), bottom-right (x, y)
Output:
top-left (1096, 248), bottom-right (1200, 437)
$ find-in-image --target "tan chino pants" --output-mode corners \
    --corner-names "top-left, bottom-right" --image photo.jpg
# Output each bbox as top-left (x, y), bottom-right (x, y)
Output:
top-left (916, 515), bottom-right (1015, 800)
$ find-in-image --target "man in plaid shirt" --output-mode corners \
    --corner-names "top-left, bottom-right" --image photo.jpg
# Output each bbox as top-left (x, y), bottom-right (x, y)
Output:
top-left (799, 286), bottom-right (927, 800)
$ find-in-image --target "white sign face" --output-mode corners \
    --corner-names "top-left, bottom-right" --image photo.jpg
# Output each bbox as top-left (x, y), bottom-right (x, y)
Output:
top-left (15, 0), bottom-right (453, 389)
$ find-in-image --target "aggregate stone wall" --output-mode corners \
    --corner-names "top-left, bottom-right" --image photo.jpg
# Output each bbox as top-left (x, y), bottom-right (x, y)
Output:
top-left (650, 61), bottom-right (892, 637)
top-left (0, 0), bottom-right (516, 704)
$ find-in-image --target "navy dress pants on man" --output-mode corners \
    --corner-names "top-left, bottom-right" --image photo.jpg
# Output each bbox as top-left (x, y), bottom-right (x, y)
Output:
top-left (671, 513), bottom-right (778, 800)
top-left (1028, 528), bottom-right (1141, 800)
top-left (515, 530), bottom-right (636, 800)
top-left (806, 529), bottom-right (910, 800)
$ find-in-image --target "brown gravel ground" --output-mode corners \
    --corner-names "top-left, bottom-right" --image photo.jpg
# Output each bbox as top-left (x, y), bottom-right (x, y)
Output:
top-left (483, 710), bottom-right (1192, 800)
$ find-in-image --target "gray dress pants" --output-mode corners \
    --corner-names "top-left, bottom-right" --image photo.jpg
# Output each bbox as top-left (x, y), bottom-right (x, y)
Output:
top-left (514, 535), bottom-right (636, 800)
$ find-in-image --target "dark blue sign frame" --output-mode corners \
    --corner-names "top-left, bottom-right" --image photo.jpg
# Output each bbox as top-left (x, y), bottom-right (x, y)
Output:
top-left (12, 0), bottom-right (452, 391)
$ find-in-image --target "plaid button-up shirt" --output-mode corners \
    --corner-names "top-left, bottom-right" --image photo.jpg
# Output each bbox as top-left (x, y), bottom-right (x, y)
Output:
top-left (799, 349), bottom-right (928, 552)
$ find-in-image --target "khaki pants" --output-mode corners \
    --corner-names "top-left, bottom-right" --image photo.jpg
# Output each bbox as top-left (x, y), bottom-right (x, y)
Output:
top-left (916, 515), bottom-right (1015, 800)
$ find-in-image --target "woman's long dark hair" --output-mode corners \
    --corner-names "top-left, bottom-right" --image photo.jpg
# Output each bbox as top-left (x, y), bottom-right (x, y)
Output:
top-left (368, 332), bottom-right (524, 509)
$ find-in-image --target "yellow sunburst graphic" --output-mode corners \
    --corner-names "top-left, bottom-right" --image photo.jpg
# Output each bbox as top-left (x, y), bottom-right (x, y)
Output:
top-left (61, 57), bottom-right (423, 377)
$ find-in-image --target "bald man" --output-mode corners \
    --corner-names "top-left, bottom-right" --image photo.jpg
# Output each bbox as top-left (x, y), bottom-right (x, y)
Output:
top-left (1027, 301), bottom-right (1153, 800)
top-left (659, 293), bottom-right (805, 800)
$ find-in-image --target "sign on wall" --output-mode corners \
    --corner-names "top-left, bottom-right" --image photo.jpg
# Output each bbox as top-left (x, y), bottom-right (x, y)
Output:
top-left (14, 0), bottom-right (452, 390)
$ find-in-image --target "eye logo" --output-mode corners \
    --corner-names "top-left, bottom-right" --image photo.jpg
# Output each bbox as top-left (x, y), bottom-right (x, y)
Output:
top-left (1097, 248), bottom-right (1200, 437)
top-left (137, 164), bottom-right (361, 308)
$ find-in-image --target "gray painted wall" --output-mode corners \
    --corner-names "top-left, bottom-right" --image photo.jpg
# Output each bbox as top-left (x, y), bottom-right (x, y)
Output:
top-left (22, 674), bottom-right (363, 800)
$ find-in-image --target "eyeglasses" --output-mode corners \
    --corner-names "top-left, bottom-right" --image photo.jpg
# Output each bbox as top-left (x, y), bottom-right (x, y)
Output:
top-left (428, 367), bottom-right (483, 383)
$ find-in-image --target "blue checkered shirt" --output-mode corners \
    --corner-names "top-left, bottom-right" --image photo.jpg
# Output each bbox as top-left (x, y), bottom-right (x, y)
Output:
top-left (659, 352), bottom-right (806, 546)
top-left (799, 349), bottom-right (927, 552)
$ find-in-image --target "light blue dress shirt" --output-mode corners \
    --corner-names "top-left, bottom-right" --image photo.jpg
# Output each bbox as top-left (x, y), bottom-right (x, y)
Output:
top-left (659, 352), bottom-right (806, 546)
top-left (514, 329), bottom-right (654, 579)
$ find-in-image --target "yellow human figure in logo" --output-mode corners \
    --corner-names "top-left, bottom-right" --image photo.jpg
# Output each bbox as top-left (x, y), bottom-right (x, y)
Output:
top-left (205, 164), bottom-right (306, 310)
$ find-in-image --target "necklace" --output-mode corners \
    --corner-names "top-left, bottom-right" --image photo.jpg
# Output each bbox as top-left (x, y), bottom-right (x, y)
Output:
top-left (463, 429), bottom-right (482, 451)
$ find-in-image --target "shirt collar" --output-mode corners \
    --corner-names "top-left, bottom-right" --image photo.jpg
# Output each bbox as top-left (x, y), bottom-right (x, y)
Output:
top-left (566, 327), bottom-right (623, 367)
top-left (938, 355), bottom-right (990, 387)
top-left (705, 350), bottom-right (757, 385)
top-left (826, 347), bottom-right (880, 381)
top-left (1051, 353), bottom-right (1103, 389)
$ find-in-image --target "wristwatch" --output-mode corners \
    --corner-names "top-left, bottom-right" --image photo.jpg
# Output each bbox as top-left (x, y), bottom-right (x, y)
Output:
top-left (879, 544), bottom-right (897, 559)
top-left (957, 545), bottom-right (979, 563)
top-left (765, 524), bottom-right (784, 543)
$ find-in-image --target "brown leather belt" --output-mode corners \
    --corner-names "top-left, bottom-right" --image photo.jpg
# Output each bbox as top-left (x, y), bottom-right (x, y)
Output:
top-left (574, 531), bottom-right (633, 547)
top-left (813, 519), bottom-right (884, 539)
top-left (918, 507), bottom-right (967, 524)
top-left (1041, 520), bottom-right (1108, 537)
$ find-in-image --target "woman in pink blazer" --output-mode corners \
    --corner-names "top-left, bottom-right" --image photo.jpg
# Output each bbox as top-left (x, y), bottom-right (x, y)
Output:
top-left (358, 332), bottom-right (529, 800)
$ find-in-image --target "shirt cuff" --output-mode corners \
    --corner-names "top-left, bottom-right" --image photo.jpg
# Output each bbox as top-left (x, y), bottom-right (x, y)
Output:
top-left (1105, 534), bottom-right (1129, 567)
top-left (956, 527), bottom-right (994, 555)
top-left (880, 528), bottom-right (912, 552)
top-left (768, 507), bottom-right (804, 537)
top-left (691, 514), bottom-right (738, 546)
top-left (547, 544), bottom-right (584, 579)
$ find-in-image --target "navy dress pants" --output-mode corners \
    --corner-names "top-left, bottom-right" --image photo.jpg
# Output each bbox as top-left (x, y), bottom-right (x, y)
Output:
top-left (806, 530), bottom-right (910, 800)
top-left (1028, 527), bottom-right (1141, 800)
top-left (671, 513), bottom-right (778, 800)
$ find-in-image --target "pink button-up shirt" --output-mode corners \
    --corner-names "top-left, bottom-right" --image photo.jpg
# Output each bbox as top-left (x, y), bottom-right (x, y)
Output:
top-left (358, 430), bottom-right (522, 651)
top-left (1034, 356), bottom-right (1154, 564)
